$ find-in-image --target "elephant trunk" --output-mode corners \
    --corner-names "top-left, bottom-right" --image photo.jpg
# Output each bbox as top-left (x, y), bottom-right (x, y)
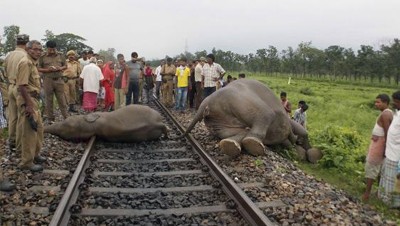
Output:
top-left (289, 120), bottom-right (312, 150)
top-left (44, 123), bottom-right (61, 135)
top-left (44, 120), bottom-right (95, 142)
top-left (299, 134), bottom-right (312, 150)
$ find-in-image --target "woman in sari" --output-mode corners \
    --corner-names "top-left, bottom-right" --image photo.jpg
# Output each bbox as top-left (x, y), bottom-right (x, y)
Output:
top-left (102, 61), bottom-right (115, 111)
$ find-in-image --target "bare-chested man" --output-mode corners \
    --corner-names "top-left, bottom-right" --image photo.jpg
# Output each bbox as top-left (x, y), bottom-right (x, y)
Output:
top-left (363, 94), bottom-right (393, 201)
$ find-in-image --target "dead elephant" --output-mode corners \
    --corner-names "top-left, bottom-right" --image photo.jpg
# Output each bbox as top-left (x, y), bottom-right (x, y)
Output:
top-left (185, 79), bottom-right (317, 158)
top-left (44, 105), bottom-right (167, 142)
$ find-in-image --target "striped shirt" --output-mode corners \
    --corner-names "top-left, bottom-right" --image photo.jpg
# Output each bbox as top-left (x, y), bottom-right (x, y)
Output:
top-left (201, 62), bottom-right (225, 87)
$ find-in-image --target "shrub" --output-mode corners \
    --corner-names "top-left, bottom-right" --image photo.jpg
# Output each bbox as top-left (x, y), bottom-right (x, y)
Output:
top-left (310, 125), bottom-right (365, 172)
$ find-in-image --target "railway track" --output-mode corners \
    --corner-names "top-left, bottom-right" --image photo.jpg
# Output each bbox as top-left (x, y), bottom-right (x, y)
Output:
top-left (42, 99), bottom-right (281, 226)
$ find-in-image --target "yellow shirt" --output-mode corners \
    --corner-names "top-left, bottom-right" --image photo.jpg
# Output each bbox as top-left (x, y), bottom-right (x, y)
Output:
top-left (175, 66), bottom-right (190, 88)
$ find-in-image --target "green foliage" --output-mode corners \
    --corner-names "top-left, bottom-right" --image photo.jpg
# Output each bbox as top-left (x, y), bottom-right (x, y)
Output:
top-left (356, 99), bottom-right (375, 111)
top-left (254, 158), bottom-right (263, 168)
top-left (1, 127), bottom-right (8, 139)
top-left (1, 25), bottom-right (20, 56)
top-left (41, 31), bottom-right (92, 54)
top-left (311, 125), bottom-right (364, 171)
top-left (98, 48), bottom-right (117, 63)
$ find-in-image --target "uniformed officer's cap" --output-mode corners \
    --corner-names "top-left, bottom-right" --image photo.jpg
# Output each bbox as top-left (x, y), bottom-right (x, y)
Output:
top-left (16, 34), bottom-right (29, 43)
top-left (67, 50), bottom-right (76, 56)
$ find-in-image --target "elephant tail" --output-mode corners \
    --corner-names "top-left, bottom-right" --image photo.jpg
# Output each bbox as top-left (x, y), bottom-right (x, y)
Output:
top-left (183, 102), bottom-right (207, 136)
top-left (161, 124), bottom-right (168, 139)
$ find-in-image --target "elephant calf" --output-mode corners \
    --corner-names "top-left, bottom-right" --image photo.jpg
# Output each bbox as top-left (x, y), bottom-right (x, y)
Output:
top-left (44, 105), bottom-right (167, 142)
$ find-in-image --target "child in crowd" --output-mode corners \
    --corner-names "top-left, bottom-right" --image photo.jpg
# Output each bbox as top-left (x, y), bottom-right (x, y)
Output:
top-left (293, 100), bottom-right (308, 129)
top-left (280, 92), bottom-right (292, 117)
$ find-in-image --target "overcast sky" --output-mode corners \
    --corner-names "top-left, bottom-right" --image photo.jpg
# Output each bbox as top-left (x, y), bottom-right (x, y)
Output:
top-left (1, 0), bottom-right (399, 59)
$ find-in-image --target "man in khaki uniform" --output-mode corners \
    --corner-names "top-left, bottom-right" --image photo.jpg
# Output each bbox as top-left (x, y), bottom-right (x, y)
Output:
top-left (38, 40), bottom-right (68, 122)
top-left (160, 57), bottom-right (176, 108)
top-left (16, 40), bottom-right (45, 172)
top-left (4, 34), bottom-right (29, 151)
top-left (63, 50), bottom-right (81, 112)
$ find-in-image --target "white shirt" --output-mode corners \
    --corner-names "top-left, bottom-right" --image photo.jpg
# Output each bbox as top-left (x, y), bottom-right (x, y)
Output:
top-left (155, 65), bottom-right (162, 82)
top-left (194, 63), bottom-right (203, 82)
top-left (80, 63), bottom-right (104, 93)
top-left (386, 110), bottom-right (400, 161)
top-left (79, 58), bottom-right (89, 69)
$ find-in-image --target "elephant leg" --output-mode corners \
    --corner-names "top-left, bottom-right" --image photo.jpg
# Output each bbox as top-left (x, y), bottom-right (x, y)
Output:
top-left (242, 112), bottom-right (272, 156)
top-left (242, 136), bottom-right (265, 156)
top-left (219, 132), bottom-right (247, 157)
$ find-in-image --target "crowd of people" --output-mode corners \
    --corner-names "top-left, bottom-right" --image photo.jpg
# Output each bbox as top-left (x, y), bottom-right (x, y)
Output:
top-left (0, 35), bottom-right (399, 210)
top-left (0, 34), bottom-right (239, 192)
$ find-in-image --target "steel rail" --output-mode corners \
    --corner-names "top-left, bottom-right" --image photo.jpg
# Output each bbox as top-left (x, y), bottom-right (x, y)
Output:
top-left (49, 136), bottom-right (96, 226)
top-left (152, 98), bottom-right (275, 226)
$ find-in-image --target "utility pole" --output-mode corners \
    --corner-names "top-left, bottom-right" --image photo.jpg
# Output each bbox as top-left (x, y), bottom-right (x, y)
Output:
top-left (184, 38), bottom-right (188, 56)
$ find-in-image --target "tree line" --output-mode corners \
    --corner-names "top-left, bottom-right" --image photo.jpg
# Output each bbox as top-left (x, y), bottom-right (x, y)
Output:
top-left (153, 40), bottom-right (400, 85)
top-left (1, 25), bottom-right (400, 85)
top-left (176, 40), bottom-right (400, 85)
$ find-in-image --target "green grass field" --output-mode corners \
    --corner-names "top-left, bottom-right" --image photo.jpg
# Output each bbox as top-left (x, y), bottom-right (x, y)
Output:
top-left (244, 72), bottom-right (400, 222)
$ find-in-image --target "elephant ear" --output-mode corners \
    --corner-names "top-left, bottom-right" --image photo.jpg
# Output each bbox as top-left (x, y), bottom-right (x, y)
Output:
top-left (84, 113), bottom-right (100, 123)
